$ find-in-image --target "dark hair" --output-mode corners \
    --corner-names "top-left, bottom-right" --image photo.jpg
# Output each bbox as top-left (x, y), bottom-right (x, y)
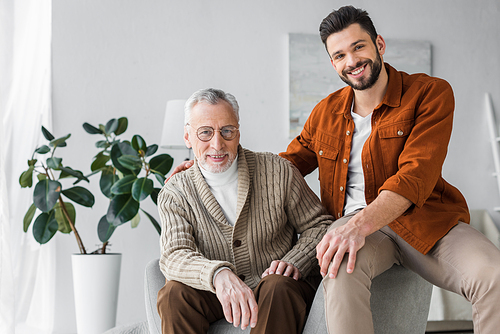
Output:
top-left (319, 6), bottom-right (378, 46)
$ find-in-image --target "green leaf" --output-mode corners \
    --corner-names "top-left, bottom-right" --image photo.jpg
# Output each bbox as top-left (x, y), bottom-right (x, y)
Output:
top-left (100, 166), bottom-right (117, 198)
top-left (33, 211), bottom-right (58, 244)
top-left (132, 135), bottom-right (147, 152)
top-left (37, 174), bottom-right (47, 181)
top-left (35, 145), bottom-right (51, 154)
top-left (19, 166), bottom-right (35, 188)
top-left (47, 157), bottom-right (62, 170)
top-left (151, 187), bottom-right (161, 205)
top-left (82, 122), bottom-right (103, 135)
top-left (107, 194), bottom-right (140, 226)
top-left (41, 126), bottom-right (55, 141)
top-left (28, 159), bottom-right (37, 167)
top-left (59, 166), bottom-right (90, 183)
top-left (53, 201), bottom-right (75, 233)
top-left (141, 209), bottom-right (161, 234)
top-left (149, 154), bottom-right (174, 176)
top-left (33, 180), bottom-right (61, 212)
top-left (98, 215), bottom-right (116, 243)
top-left (132, 177), bottom-right (153, 202)
top-left (91, 151), bottom-right (111, 172)
top-left (62, 186), bottom-right (95, 207)
top-left (105, 119), bottom-right (119, 135)
top-left (117, 154), bottom-right (142, 171)
top-left (95, 140), bottom-right (110, 149)
top-left (82, 169), bottom-right (102, 181)
top-left (131, 212), bottom-right (140, 228)
top-left (23, 203), bottom-right (37, 232)
top-left (49, 134), bottom-right (71, 148)
top-left (110, 142), bottom-right (140, 175)
top-left (110, 174), bottom-right (136, 195)
top-left (145, 144), bottom-right (158, 157)
top-left (153, 172), bottom-right (165, 186)
top-left (115, 117), bottom-right (128, 135)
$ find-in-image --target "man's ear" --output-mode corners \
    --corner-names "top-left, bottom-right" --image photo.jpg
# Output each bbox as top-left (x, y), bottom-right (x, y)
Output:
top-left (376, 35), bottom-right (386, 57)
top-left (184, 126), bottom-right (192, 148)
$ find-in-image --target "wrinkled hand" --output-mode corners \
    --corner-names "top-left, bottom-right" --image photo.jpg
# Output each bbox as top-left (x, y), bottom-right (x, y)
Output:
top-left (316, 223), bottom-right (366, 279)
top-left (165, 159), bottom-right (194, 183)
top-left (214, 269), bottom-right (258, 330)
top-left (261, 260), bottom-right (301, 280)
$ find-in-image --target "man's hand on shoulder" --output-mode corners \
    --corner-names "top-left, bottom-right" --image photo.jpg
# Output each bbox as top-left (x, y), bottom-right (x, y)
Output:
top-left (261, 260), bottom-right (301, 280)
top-left (214, 269), bottom-right (258, 330)
top-left (165, 160), bottom-right (194, 183)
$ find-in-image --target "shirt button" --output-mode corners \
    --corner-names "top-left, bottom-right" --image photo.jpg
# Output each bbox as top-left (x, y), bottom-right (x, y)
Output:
top-left (343, 158), bottom-right (348, 163)
top-left (346, 131), bottom-right (351, 136)
top-left (397, 130), bottom-right (404, 136)
top-left (238, 274), bottom-right (246, 281)
top-left (233, 240), bottom-right (242, 247)
top-left (319, 150), bottom-right (323, 156)
top-left (340, 186), bottom-right (344, 191)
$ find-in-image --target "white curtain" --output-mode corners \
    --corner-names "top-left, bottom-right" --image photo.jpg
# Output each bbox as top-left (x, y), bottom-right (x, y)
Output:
top-left (0, 1), bottom-right (55, 333)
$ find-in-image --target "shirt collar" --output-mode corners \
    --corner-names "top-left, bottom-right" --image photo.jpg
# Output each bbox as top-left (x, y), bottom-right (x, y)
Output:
top-left (199, 155), bottom-right (239, 187)
top-left (380, 63), bottom-right (402, 109)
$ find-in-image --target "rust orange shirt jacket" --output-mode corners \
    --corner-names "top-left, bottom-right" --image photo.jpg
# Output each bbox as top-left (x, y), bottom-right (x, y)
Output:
top-left (281, 63), bottom-right (469, 255)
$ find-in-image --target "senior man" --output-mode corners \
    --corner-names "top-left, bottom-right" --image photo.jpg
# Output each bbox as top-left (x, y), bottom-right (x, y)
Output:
top-left (156, 88), bottom-right (332, 334)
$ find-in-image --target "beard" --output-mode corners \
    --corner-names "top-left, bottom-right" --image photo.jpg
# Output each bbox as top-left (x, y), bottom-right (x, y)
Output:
top-left (198, 150), bottom-right (236, 174)
top-left (339, 51), bottom-right (383, 91)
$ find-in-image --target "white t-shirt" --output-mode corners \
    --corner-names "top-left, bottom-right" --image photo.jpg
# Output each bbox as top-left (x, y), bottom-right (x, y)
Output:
top-left (343, 111), bottom-right (372, 215)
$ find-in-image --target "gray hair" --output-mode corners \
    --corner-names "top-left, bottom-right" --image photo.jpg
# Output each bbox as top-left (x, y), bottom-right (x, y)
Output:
top-left (184, 88), bottom-right (240, 125)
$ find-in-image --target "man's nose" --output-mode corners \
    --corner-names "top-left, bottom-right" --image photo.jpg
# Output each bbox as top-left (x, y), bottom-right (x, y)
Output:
top-left (210, 131), bottom-right (224, 150)
top-left (345, 53), bottom-right (360, 69)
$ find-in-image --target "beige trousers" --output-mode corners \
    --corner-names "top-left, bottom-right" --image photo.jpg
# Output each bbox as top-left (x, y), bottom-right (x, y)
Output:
top-left (323, 212), bottom-right (500, 334)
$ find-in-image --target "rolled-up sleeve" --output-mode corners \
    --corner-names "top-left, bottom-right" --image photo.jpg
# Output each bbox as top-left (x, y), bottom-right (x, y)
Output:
top-left (378, 78), bottom-right (455, 208)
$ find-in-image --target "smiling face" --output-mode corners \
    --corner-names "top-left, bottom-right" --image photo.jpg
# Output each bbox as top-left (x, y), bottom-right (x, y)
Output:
top-left (326, 23), bottom-right (385, 91)
top-left (184, 100), bottom-right (240, 173)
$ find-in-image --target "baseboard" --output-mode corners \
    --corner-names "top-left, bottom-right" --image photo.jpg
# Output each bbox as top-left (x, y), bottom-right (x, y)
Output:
top-left (426, 320), bottom-right (473, 333)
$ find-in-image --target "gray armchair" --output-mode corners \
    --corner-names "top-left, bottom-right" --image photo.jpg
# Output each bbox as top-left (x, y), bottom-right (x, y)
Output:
top-left (144, 259), bottom-right (432, 334)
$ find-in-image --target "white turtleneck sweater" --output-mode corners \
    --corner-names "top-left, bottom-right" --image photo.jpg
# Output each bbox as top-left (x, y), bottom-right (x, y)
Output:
top-left (199, 157), bottom-right (239, 282)
top-left (199, 156), bottom-right (239, 226)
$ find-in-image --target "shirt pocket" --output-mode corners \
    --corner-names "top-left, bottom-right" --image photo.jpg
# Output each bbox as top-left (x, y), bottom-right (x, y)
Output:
top-left (377, 119), bottom-right (414, 177)
top-left (308, 139), bottom-right (339, 192)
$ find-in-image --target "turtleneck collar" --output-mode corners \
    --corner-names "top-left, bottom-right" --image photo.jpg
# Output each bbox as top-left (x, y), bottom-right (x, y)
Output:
top-left (199, 155), bottom-right (239, 187)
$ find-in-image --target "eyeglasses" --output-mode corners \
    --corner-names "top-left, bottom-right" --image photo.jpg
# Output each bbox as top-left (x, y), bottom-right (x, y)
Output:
top-left (189, 125), bottom-right (239, 142)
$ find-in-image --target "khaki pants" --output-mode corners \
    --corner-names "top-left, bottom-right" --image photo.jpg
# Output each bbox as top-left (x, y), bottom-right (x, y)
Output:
top-left (323, 212), bottom-right (500, 334)
top-left (157, 273), bottom-right (316, 334)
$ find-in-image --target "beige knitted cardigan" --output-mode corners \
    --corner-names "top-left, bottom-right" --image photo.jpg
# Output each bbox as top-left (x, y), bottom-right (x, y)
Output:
top-left (158, 146), bottom-right (332, 292)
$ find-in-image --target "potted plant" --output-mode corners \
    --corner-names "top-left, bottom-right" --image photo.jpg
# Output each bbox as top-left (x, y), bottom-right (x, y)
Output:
top-left (19, 119), bottom-right (173, 251)
top-left (19, 120), bottom-right (173, 334)
top-left (19, 125), bottom-right (112, 334)
top-left (82, 117), bottom-right (173, 245)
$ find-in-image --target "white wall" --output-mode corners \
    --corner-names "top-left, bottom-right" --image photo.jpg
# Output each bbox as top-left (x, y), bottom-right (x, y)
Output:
top-left (51, 0), bottom-right (500, 332)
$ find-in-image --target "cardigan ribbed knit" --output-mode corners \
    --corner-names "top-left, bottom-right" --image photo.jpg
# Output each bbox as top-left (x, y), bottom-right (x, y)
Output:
top-left (158, 145), bottom-right (333, 292)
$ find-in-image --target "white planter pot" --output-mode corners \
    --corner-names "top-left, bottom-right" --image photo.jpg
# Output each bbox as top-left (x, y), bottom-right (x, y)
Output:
top-left (72, 253), bottom-right (122, 334)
